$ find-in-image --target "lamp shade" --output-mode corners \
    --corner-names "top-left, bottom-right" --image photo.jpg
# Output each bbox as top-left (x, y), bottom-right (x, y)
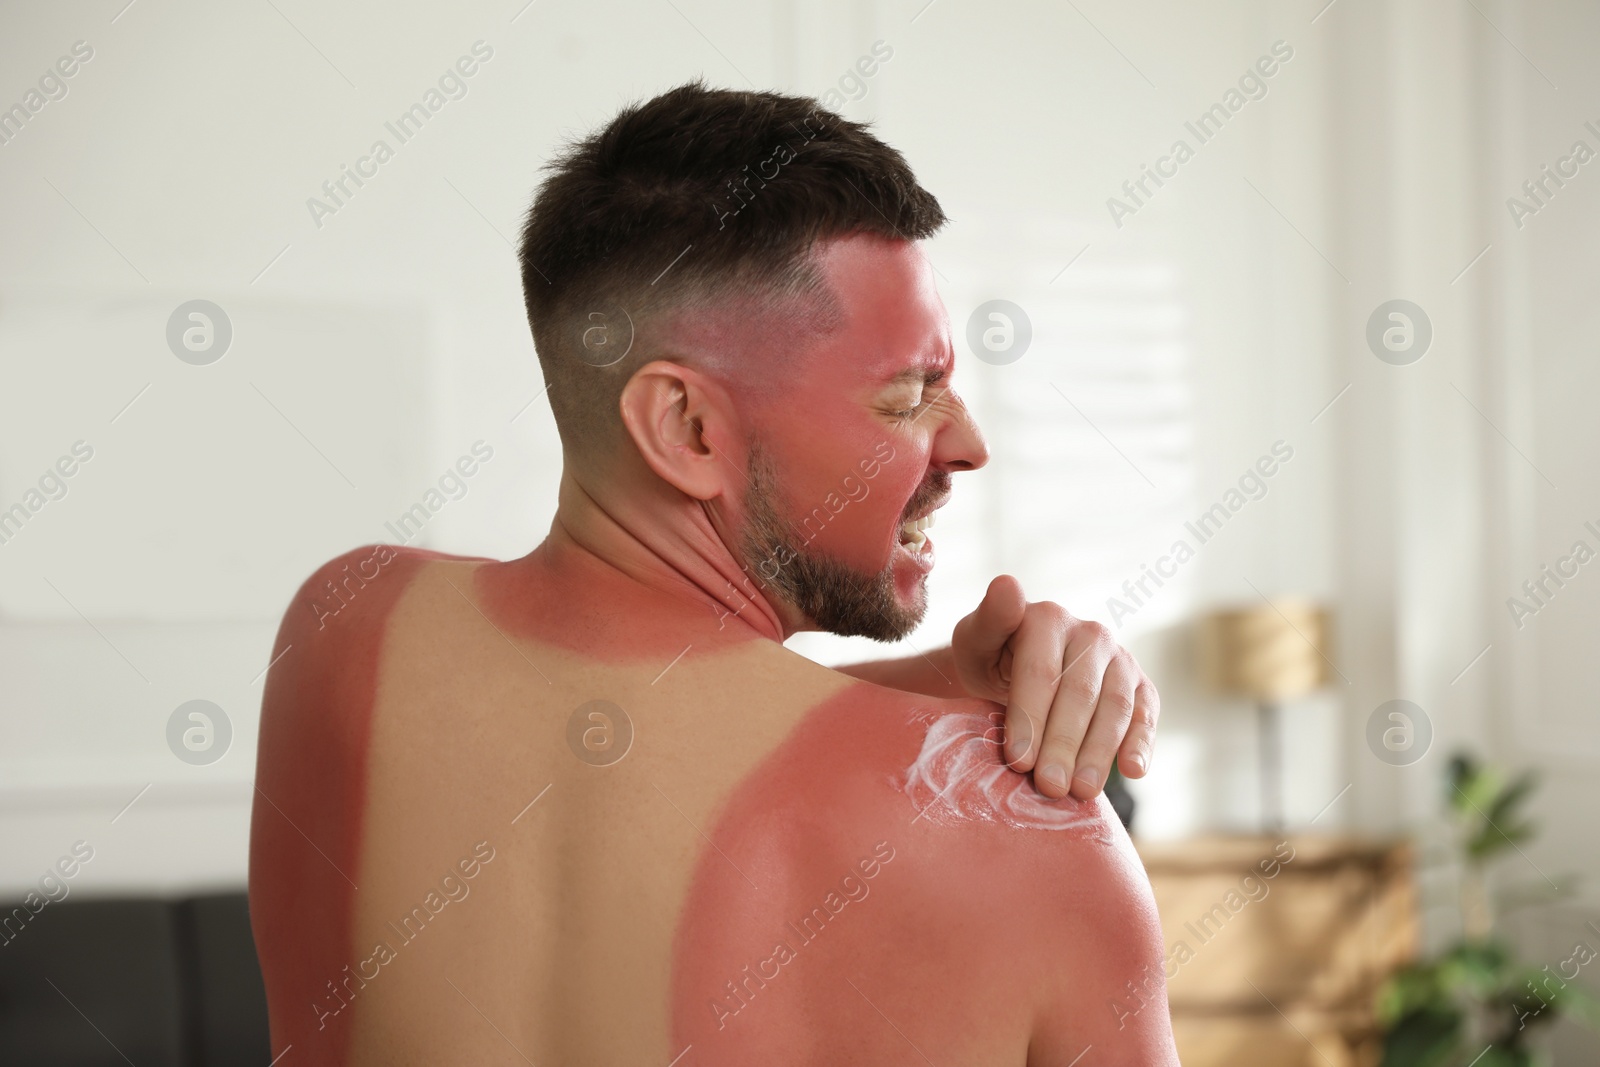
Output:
top-left (1198, 601), bottom-right (1331, 702)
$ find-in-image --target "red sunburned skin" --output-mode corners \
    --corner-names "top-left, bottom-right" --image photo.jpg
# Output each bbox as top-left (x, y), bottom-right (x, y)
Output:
top-left (250, 544), bottom-right (469, 1062)
top-left (471, 521), bottom-right (783, 658)
top-left (669, 684), bottom-right (1176, 1065)
top-left (725, 237), bottom-right (968, 606)
top-left (624, 233), bottom-right (981, 631)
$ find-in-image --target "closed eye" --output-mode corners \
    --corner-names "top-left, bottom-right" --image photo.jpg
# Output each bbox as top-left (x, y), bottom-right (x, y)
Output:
top-left (888, 370), bottom-right (949, 420)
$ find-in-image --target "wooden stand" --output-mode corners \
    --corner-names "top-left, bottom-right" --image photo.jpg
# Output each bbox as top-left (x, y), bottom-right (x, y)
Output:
top-left (1136, 835), bottom-right (1417, 1067)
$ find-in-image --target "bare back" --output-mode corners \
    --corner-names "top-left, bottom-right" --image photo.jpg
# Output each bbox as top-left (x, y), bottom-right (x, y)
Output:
top-left (250, 546), bottom-right (1178, 1066)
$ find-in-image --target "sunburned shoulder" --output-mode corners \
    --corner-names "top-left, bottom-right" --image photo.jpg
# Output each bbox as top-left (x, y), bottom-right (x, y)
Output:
top-left (276, 543), bottom-right (482, 645)
top-left (674, 680), bottom-right (1178, 1064)
top-left (831, 685), bottom-right (1148, 913)
top-left (259, 544), bottom-right (489, 738)
top-left (863, 688), bottom-right (1178, 1064)
top-left (771, 680), bottom-right (1119, 841)
top-left (887, 694), bottom-right (1177, 1065)
top-left (717, 677), bottom-right (1145, 930)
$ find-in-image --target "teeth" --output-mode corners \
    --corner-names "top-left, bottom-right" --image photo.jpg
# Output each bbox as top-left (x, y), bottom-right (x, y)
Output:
top-left (899, 511), bottom-right (937, 546)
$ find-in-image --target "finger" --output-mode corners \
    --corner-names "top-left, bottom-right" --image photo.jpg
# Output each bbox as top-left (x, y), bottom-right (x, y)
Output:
top-left (1116, 678), bottom-right (1160, 779)
top-left (951, 575), bottom-right (1027, 698)
top-left (1031, 621), bottom-right (1115, 798)
top-left (998, 604), bottom-right (1069, 771)
top-left (1067, 651), bottom-right (1140, 800)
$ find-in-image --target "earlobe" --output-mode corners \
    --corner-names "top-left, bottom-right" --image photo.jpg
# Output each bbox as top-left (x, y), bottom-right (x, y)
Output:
top-left (618, 361), bottom-right (738, 502)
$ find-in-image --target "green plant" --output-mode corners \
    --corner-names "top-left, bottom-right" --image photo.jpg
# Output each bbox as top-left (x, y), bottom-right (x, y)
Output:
top-left (1376, 754), bottom-right (1600, 1067)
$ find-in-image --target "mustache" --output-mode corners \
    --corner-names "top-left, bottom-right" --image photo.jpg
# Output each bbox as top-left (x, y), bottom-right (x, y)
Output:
top-left (901, 470), bottom-right (951, 522)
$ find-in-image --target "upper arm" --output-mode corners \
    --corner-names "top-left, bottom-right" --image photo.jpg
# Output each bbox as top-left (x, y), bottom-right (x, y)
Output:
top-left (911, 795), bottom-right (1178, 1066)
top-left (1015, 800), bottom-right (1179, 1067)
top-left (250, 544), bottom-right (439, 1062)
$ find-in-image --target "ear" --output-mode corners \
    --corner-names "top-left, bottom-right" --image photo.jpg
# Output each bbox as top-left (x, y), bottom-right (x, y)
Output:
top-left (618, 360), bottom-right (743, 501)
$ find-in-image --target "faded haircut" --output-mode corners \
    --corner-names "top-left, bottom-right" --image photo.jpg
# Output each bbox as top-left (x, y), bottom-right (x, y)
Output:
top-left (517, 78), bottom-right (947, 459)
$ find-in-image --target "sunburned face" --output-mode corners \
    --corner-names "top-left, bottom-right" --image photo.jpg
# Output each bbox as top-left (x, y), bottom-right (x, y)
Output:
top-left (732, 234), bottom-right (989, 641)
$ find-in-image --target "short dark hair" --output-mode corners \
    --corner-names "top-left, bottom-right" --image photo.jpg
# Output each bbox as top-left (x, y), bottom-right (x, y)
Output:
top-left (518, 79), bottom-right (947, 457)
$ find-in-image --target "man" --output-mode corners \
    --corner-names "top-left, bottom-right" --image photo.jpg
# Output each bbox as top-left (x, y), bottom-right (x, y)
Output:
top-left (251, 81), bottom-right (1177, 1065)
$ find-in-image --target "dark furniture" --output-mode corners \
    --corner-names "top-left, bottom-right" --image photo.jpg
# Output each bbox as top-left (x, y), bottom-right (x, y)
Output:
top-left (0, 892), bottom-right (270, 1066)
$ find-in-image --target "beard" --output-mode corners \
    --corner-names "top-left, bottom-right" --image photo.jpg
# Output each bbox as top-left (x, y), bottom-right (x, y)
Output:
top-left (739, 441), bottom-right (949, 642)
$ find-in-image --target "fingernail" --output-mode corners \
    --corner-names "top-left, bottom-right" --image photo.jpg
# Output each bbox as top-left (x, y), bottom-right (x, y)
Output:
top-left (1005, 736), bottom-right (1028, 764)
top-left (1128, 750), bottom-right (1148, 774)
top-left (1073, 766), bottom-right (1101, 792)
top-left (1039, 763), bottom-right (1068, 791)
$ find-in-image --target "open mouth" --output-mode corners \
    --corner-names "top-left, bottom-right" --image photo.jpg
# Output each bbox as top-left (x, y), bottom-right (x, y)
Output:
top-left (897, 510), bottom-right (936, 551)
top-left (894, 488), bottom-right (950, 572)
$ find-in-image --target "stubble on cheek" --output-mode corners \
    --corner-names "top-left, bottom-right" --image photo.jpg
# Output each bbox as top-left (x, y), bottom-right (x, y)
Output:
top-left (739, 441), bottom-right (928, 641)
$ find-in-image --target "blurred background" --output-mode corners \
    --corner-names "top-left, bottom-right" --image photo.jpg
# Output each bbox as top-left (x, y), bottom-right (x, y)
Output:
top-left (2, 0), bottom-right (1597, 1063)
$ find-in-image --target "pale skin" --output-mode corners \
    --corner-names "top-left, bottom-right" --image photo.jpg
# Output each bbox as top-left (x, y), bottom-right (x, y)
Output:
top-left (248, 232), bottom-right (1178, 1065)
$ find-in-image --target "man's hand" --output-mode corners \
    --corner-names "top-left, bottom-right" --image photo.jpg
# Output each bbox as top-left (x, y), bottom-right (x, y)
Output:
top-left (951, 575), bottom-right (1159, 801)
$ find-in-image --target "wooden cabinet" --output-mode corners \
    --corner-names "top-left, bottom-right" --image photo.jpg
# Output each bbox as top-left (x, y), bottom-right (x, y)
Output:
top-left (1136, 835), bottom-right (1417, 1067)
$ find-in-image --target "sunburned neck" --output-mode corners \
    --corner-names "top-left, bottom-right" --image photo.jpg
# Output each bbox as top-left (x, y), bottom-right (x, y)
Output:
top-left (473, 469), bottom-right (799, 657)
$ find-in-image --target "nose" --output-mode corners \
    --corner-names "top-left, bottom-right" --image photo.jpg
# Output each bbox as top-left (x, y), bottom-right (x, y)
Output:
top-left (931, 389), bottom-right (989, 473)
